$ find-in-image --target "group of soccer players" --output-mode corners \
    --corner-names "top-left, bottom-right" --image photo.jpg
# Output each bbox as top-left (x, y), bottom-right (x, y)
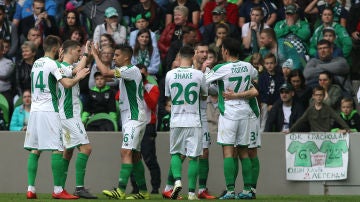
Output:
top-left (24, 35), bottom-right (261, 200)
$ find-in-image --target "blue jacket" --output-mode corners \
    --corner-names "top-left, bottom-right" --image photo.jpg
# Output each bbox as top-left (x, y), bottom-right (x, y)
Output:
top-left (10, 105), bottom-right (29, 131)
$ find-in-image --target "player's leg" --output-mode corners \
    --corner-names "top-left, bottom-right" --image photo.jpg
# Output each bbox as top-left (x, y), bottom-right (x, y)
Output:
top-left (248, 117), bottom-right (260, 199)
top-left (61, 148), bottom-right (73, 188)
top-left (217, 116), bottom-right (237, 199)
top-left (26, 150), bottom-right (40, 199)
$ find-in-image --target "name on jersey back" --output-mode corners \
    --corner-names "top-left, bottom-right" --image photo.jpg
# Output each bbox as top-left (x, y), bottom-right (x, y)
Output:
top-left (174, 72), bottom-right (192, 79)
top-left (231, 65), bottom-right (248, 74)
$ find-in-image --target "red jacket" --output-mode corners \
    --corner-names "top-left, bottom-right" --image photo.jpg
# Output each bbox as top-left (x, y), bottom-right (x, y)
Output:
top-left (143, 81), bottom-right (159, 124)
top-left (203, 2), bottom-right (238, 26)
top-left (158, 22), bottom-right (201, 59)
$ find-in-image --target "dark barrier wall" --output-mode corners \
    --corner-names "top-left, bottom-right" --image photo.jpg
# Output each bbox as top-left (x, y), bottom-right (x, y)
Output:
top-left (1, 132), bottom-right (359, 195)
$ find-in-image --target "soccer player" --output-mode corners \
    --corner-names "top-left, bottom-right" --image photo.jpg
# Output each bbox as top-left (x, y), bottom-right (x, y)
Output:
top-left (92, 44), bottom-right (150, 199)
top-left (165, 46), bottom-right (208, 200)
top-left (24, 35), bottom-right (89, 199)
top-left (58, 40), bottom-right (97, 199)
top-left (205, 37), bottom-right (258, 199)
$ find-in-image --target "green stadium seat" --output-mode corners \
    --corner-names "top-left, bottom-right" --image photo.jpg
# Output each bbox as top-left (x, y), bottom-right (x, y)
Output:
top-left (0, 93), bottom-right (9, 127)
top-left (86, 113), bottom-right (118, 131)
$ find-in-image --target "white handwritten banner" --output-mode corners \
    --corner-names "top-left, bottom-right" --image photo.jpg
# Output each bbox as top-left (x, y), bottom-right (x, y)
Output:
top-left (285, 133), bottom-right (349, 181)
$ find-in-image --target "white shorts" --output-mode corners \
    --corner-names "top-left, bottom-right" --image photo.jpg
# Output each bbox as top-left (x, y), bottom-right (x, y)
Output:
top-left (61, 117), bottom-right (90, 149)
top-left (170, 127), bottom-right (203, 158)
top-left (248, 117), bottom-right (261, 148)
top-left (217, 115), bottom-right (250, 146)
top-left (122, 120), bottom-right (146, 151)
top-left (24, 111), bottom-right (64, 151)
top-left (201, 120), bottom-right (211, 149)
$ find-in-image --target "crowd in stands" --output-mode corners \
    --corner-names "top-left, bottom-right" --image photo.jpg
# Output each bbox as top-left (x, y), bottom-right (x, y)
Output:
top-left (0, 0), bottom-right (359, 133)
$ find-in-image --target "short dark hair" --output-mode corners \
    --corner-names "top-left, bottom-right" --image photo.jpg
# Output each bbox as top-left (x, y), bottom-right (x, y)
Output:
top-left (317, 39), bottom-right (332, 47)
top-left (114, 44), bottom-right (133, 58)
top-left (136, 63), bottom-right (147, 72)
top-left (43, 35), bottom-right (61, 52)
top-left (263, 52), bottom-right (277, 63)
top-left (94, 71), bottom-right (103, 78)
top-left (179, 45), bottom-right (195, 59)
top-left (182, 25), bottom-right (196, 34)
top-left (260, 28), bottom-right (276, 40)
top-left (62, 40), bottom-right (81, 54)
top-left (194, 42), bottom-right (208, 50)
top-left (313, 86), bottom-right (325, 94)
top-left (319, 71), bottom-right (333, 82)
top-left (222, 37), bottom-right (242, 57)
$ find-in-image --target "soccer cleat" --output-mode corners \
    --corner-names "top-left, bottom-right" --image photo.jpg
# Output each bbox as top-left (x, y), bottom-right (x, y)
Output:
top-left (162, 189), bottom-right (183, 199)
top-left (188, 193), bottom-right (199, 200)
top-left (74, 187), bottom-right (98, 199)
top-left (171, 180), bottom-right (182, 200)
top-left (125, 192), bottom-right (150, 199)
top-left (102, 188), bottom-right (125, 199)
top-left (52, 189), bottom-right (79, 199)
top-left (198, 189), bottom-right (217, 199)
top-left (26, 191), bottom-right (37, 199)
top-left (250, 188), bottom-right (256, 199)
top-left (236, 191), bottom-right (253, 199)
top-left (219, 191), bottom-right (236, 200)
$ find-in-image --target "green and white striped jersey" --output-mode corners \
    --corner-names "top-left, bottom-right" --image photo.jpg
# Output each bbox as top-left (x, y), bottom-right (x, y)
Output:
top-left (30, 57), bottom-right (64, 112)
top-left (165, 67), bottom-right (208, 127)
top-left (114, 65), bottom-right (147, 122)
top-left (58, 62), bottom-right (81, 119)
top-left (205, 60), bottom-right (258, 120)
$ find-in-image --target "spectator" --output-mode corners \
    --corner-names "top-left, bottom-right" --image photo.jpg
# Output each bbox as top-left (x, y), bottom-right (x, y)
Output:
top-left (277, 0), bottom-right (305, 21)
top-left (99, 33), bottom-right (116, 49)
top-left (159, 98), bottom-right (171, 131)
top-left (80, 0), bottom-right (122, 32)
top-left (165, 0), bottom-right (200, 27)
top-left (158, 5), bottom-right (201, 60)
top-left (10, 89), bottom-right (31, 131)
top-left (131, 28), bottom-right (160, 76)
top-left (12, 0), bottom-right (56, 26)
top-left (2, 0), bottom-right (16, 22)
top-left (274, 4), bottom-right (310, 57)
top-left (346, 3), bottom-right (360, 80)
top-left (264, 83), bottom-right (305, 132)
top-left (290, 86), bottom-right (350, 132)
top-left (304, 39), bottom-right (352, 94)
top-left (248, 52), bottom-right (264, 74)
top-left (242, 6), bottom-right (269, 58)
top-left (202, 0), bottom-right (238, 26)
top-left (0, 5), bottom-right (18, 58)
top-left (93, 7), bottom-right (127, 46)
top-left (206, 48), bottom-right (218, 69)
top-left (0, 39), bottom-right (14, 113)
top-left (25, 27), bottom-right (43, 59)
top-left (259, 28), bottom-right (306, 70)
top-left (258, 53), bottom-right (285, 131)
top-left (309, 71), bottom-right (343, 110)
top-left (315, 27), bottom-right (343, 58)
top-left (15, 41), bottom-right (37, 96)
top-left (332, 97), bottom-right (360, 132)
top-left (59, 10), bottom-right (88, 43)
top-left (88, 45), bottom-right (118, 90)
top-left (201, 5), bottom-right (241, 44)
top-left (287, 69), bottom-right (312, 109)
top-left (18, 0), bottom-right (58, 41)
top-left (131, 0), bottom-right (164, 33)
top-left (282, 58), bottom-right (295, 81)
top-left (308, 8), bottom-right (352, 59)
top-left (128, 12), bottom-right (158, 48)
top-left (238, 0), bottom-right (277, 28)
top-left (165, 25), bottom-right (198, 74)
top-left (209, 23), bottom-right (229, 62)
top-left (67, 27), bottom-right (86, 48)
top-left (305, 0), bottom-right (348, 27)
top-left (82, 72), bottom-right (117, 126)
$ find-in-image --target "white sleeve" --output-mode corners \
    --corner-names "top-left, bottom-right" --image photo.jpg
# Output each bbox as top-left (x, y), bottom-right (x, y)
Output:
top-left (165, 72), bottom-right (170, 97)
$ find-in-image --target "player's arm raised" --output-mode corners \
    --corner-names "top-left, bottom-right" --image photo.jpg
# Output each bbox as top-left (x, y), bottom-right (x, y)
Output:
top-left (72, 40), bottom-right (92, 75)
top-left (91, 43), bottom-right (116, 78)
top-left (59, 68), bottom-right (90, 88)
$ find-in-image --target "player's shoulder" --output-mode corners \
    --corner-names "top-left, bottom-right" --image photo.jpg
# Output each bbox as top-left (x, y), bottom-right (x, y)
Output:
top-left (212, 61), bottom-right (232, 72)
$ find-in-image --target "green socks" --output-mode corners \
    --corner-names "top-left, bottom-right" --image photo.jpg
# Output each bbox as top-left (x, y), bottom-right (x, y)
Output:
top-left (234, 157), bottom-right (239, 181)
top-left (166, 167), bottom-right (175, 185)
top-left (170, 154), bottom-right (182, 180)
top-left (251, 157), bottom-right (260, 188)
top-left (62, 158), bottom-right (70, 188)
top-left (188, 158), bottom-right (198, 192)
top-left (224, 157), bottom-right (235, 191)
top-left (118, 164), bottom-right (133, 190)
top-left (27, 153), bottom-right (39, 186)
top-left (198, 158), bottom-right (209, 189)
top-left (51, 153), bottom-right (64, 186)
top-left (76, 153), bottom-right (89, 187)
top-left (241, 157), bottom-right (252, 190)
top-left (133, 161), bottom-right (147, 191)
